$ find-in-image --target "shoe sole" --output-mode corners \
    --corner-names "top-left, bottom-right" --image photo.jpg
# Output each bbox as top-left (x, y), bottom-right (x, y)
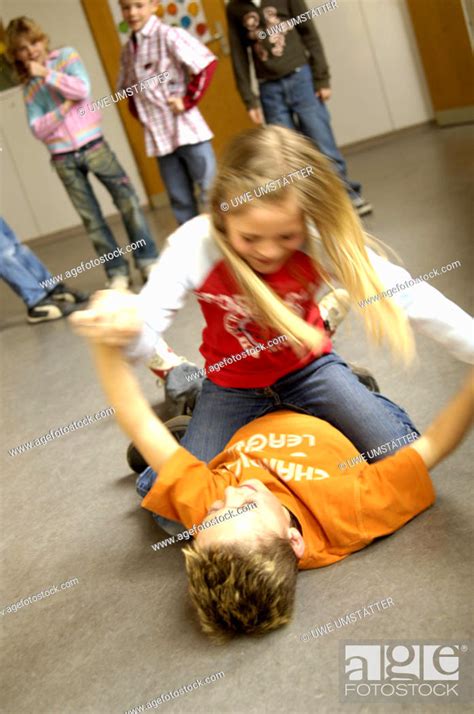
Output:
top-left (357, 205), bottom-right (373, 217)
top-left (348, 363), bottom-right (380, 392)
top-left (127, 415), bottom-right (191, 472)
top-left (106, 281), bottom-right (131, 290)
top-left (27, 307), bottom-right (67, 323)
top-left (51, 294), bottom-right (77, 304)
top-left (52, 293), bottom-right (89, 304)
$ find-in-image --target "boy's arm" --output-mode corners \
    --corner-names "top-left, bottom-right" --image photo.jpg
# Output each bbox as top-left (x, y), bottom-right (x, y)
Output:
top-left (92, 344), bottom-right (179, 472)
top-left (181, 59), bottom-right (218, 111)
top-left (225, 6), bottom-right (260, 109)
top-left (290, 0), bottom-right (330, 91)
top-left (354, 370), bottom-right (473, 541)
top-left (410, 369), bottom-right (474, 470)
top-left (116, 45), bottom-right (132, 92)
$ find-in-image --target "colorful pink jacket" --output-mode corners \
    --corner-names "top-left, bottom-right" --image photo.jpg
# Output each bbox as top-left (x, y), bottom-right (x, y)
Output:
top-left (23, 47), bottom-right (103, 155)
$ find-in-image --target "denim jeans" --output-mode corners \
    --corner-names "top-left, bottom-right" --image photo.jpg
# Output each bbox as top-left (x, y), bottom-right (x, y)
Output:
top-left (157, 141), bottom-right (216, 225)
top-left (52, 140), bottom-right (158, 277)
top-left (136, 468), bottom-right (187, 535)
top-left (0, 218), bottom-right (51, 307)
top-left (259, 64), bottom-right (361, 199)
top-left (139, 352), bottom-right (419, 533)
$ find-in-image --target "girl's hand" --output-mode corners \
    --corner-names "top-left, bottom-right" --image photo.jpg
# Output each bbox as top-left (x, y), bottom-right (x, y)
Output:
top-left (27, 61), bottom-right (48, 78)
top-left (69, 290), bottom-right (143, 347)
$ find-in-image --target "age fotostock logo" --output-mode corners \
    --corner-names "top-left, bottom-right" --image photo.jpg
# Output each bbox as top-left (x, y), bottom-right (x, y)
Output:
top-left (340, 641), bottom-right (472, 702)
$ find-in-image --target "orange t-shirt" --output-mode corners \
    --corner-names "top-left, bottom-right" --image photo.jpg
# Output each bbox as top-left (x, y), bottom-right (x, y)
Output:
top-left (141, 411), bottom-right (435, 569)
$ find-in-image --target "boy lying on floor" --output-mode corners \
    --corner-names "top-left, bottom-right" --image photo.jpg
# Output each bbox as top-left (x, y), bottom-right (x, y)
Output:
top-left (83, 329), bottom-right (473, 641)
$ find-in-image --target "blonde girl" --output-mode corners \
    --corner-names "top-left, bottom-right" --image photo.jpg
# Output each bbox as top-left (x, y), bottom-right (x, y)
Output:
top-left (6, 16), bottom-right (158, 288)
top-left (72, 126), bottom-right (473, 526)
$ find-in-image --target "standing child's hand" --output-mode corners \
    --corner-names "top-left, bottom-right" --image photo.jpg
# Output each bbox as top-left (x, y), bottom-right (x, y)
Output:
top-left (248, 107), bottom-right (264, 124)
top-left (27, 61), bottom-right (48, 78)
top-left (167, 96), bottom-right (185, 114)
top-left (69, 289), bottom-right (143, 347)
top-left (316, 88), bottom-right (332, 102)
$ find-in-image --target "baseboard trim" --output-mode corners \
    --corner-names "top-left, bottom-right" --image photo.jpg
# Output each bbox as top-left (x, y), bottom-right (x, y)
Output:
top-left (434, 106), bottom-right (474, 126)
top-left (341, 121), bottom-right (435, 155)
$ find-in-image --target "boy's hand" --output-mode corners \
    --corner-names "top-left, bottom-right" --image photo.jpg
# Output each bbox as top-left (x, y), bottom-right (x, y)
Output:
top-left (167, 96), bottom-right (185, 114)
top-left (248, 107), bottom-right (264, 124)
top-left (316, 88), bottom-right (332, 102)
top-left (69, 289), bottom-right (142, 347)
top-left (27, 61), bottom-right (48, 78)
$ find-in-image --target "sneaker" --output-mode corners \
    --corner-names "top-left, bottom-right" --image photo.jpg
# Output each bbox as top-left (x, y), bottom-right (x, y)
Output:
top-left (48, 283), bottom-right (89, 304)
top-left (140, 262), bottom-right (158, 284)
top-left (352, 196), bottom-right (373, 217)
top-left (147, 337), bottom-right (189, 381)
top-left (319, 288), bottom-right (351, 335)
top-left (348, 363), bottom-right (380, 393)
top-left (27, 298), bottom-right (77, 324)
top-left (106, 275), bottom-right (130, 290)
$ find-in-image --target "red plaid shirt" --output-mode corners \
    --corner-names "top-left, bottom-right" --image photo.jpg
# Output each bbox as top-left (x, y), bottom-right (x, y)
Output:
top-left (117, 16), bottom-right (215, 157)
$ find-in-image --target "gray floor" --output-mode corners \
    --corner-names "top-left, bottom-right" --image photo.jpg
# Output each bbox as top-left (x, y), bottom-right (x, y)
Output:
top-left (1, 124), bottom-right (473, 714)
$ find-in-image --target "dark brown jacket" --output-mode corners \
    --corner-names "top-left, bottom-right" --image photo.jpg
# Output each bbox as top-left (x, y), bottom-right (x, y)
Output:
top-left (226, 0), bottom-right (331, 108)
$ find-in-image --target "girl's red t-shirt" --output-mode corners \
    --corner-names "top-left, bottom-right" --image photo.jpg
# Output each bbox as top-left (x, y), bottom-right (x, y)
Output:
top-left (196, 251), bottom-right (331, 388)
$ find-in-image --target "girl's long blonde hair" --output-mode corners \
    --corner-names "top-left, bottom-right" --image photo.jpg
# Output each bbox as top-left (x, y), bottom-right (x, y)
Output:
top-left (5, 17), bottom-right (50, 83)
top-left (209, 125), bottom-right (414, 363)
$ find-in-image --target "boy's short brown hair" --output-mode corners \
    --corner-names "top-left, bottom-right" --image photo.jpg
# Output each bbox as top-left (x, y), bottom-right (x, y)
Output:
top-left (183, 536), bottom-right (298, 642)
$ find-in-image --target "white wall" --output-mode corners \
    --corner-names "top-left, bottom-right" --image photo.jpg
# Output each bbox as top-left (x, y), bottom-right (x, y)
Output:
top-left (1, 0), bottom-right (148, 241)
top-left (0, 0), bottom-right (433, 241)
top-left (317, 0), bottom-right (433, 145)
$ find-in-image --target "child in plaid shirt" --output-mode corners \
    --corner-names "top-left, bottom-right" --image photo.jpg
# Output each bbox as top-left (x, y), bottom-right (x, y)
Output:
top-left (117, 1), bottom-right (218, 225)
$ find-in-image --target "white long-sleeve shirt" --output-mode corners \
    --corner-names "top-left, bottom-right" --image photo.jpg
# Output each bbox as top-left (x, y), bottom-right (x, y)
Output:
top-left (127, 215), bottom-right (473, 384)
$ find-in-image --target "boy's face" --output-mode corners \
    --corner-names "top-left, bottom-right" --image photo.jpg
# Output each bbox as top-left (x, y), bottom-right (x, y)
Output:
top-left (14, 36), bottom-right (48, 66)
top-left (225, 193), bottom-right (306, 275)
top-left (119, 0), bottom-right (157, 32)
top-left (195, 480), bottom-right (305, 558)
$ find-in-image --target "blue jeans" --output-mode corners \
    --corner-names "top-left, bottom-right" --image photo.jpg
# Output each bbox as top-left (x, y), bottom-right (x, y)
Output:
top-left (52, 140), bottom-right (158, 277)
top-left (136, 469), bottom-right (187, 535)
top-left (0, 218), bottom-right (52, 307)
top-left (157, 141), bottom-right (216, 225)
top-left (259, 64), bottom-right (361, 199)
top-left (139, 352), bottom-right (419, 532)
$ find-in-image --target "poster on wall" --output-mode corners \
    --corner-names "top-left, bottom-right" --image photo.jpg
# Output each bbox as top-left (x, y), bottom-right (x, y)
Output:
top-left (108, 1), bottom-right (211, 45)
